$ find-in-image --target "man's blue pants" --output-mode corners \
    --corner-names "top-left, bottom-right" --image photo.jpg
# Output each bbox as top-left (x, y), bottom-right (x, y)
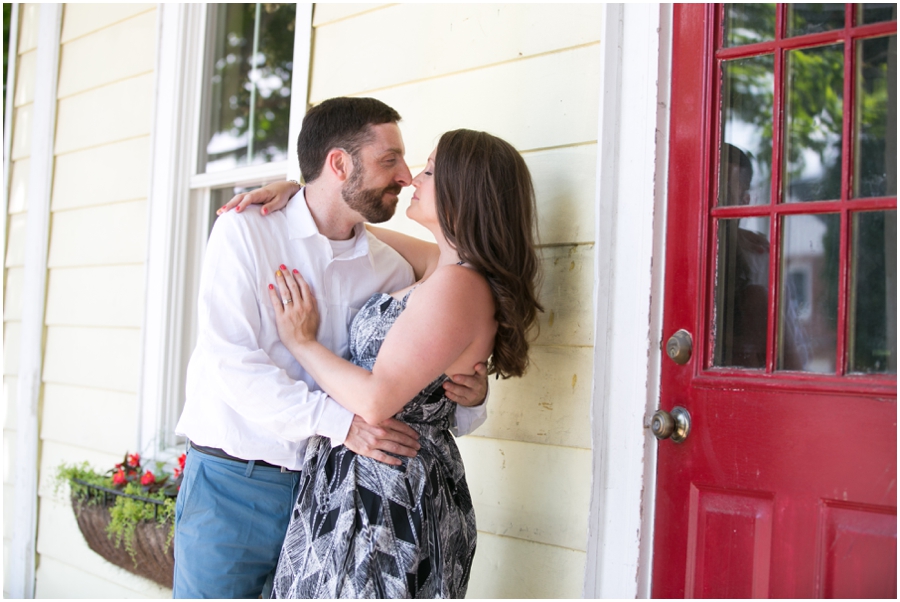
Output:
top-left (172, 448), bottom-right (301, 598)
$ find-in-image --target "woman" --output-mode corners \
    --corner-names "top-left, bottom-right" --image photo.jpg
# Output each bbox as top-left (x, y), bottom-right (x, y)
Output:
top-left (260, 129), bottom-right (541, 598)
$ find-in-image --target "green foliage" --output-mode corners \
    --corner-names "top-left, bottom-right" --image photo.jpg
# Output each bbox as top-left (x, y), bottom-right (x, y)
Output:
top-left (106, 482), bottom-right (176, 565)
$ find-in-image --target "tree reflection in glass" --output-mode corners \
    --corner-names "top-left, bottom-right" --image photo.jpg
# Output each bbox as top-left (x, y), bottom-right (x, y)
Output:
top-left (202, 4), bottom-right (296, 173)
top-left (719, 55), bottom-right (775, 206)
top-left (783, 44), bottom-right (844, 203)
top-left (859, 3), bottom-right (898, 25)
top-left (787, 3), bottom-right (845, 37)
top-left (854, 35), bottom-right (897, 199)
top-left (723, 3), bottom-right (775, 48)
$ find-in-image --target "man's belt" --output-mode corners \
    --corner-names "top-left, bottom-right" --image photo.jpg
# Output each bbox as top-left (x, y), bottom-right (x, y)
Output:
top-left (188, 441), bottom-right (297, 473)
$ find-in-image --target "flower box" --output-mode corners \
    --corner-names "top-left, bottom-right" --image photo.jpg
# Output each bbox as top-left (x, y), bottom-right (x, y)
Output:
top-left (70, 479), bottom-right (175, 588)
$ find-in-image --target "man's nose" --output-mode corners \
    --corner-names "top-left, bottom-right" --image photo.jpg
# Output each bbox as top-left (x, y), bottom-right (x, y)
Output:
top-left (396, 159), bottom-right (412, 187)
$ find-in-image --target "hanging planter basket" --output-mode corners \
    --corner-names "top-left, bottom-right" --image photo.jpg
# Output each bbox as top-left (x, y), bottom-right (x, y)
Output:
top-left (69, 479), bottom-right (175, 589)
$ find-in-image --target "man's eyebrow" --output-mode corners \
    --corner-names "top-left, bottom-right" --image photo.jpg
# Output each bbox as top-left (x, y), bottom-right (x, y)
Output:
top-left (378, 147), bottom-right (404, 157)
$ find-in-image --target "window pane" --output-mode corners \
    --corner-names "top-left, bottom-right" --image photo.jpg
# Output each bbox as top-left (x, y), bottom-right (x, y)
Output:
top-left (723, 3), bottom-right (775, 48)
top-left (784, 44), bottom-right (844, 203)
top-left (859, 4), bottom-right (898, 25)
top-left (202, 4), bottom-right (296, 174)
top-left (714, 217), bottom-right (771, 368)
top-left (849, 211), bottom-right (897, 374)
top-left (719, 55), bottom-right (774, 206)
top-left (854, 36), bottom-right (897, 199)
top-left (787, 4), bottom-right (845, 37)
top-left (778, 213), bottom-right (840, 372)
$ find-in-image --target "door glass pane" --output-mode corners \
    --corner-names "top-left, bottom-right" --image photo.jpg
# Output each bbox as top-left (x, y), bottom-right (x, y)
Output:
top-left (714, 217), bottom-right (771, 368)
top-left (778, 213), bottom-right (840, 372)
top-left (859, 4), bottom-right (898, 25)
top-left (723, 4), bottom-right (776, 47)
top-left (854, 35), bottom-right (897, 198)
top-left (787, 4), bottom-right (845, 37)
top-left (849, 210), bottom-right (897, 374)
top-left (719, 55), bottom-right (774, 206)
top-left (784, 44), bottom-right (844, 203)
top-left (202, 3), bottom-right (296, 173)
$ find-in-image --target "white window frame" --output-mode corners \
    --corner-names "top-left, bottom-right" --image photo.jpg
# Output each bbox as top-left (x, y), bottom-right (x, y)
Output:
top-left (139, 3), bottom-right (312, 457)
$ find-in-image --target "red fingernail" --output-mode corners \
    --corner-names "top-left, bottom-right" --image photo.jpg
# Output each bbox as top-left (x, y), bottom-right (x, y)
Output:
top-left (268, 284), bottom-right (274, 290)
top-left (261, 208), bottom-right (268, 215)
top-left (293, 269), bottom-right (299, 274)
top-left (280, 264), bottom-right (287, 270)
top-left (235, 206), bottom-right (241, 212)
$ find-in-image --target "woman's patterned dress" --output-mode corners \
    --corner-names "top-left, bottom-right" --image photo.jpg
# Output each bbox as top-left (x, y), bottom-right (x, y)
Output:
top-left (271, 289), bottom-right (477, 599)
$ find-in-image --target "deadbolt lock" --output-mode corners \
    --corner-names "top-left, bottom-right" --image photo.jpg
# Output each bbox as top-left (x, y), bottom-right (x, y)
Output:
top-left (666, 329), bottom-right (693, 365)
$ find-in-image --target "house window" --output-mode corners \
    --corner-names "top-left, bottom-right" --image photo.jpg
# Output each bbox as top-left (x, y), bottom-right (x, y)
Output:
top-left (143, 4), bottom-right (310, 453)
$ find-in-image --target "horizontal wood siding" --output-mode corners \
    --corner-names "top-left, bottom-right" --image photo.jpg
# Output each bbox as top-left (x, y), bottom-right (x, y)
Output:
top-left (26, 4), bottom-right (161, 596)
top-left (308, 4), bottom-right (601, 597)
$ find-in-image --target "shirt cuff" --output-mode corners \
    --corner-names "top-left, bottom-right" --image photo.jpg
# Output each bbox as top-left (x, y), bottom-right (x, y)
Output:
top-left (451, 387), bottom-right (490, 437)
top-left (315, 397), bottom-right (355, 446)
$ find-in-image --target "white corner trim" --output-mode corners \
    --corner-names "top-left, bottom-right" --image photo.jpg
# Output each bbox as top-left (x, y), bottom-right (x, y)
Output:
top-left (9, 4), bottom-right (62, 598)
top-left (2, 3), bottom-right (20, 280)
top-left (584, 3), bottom-right (669, 598)
top-left (287, 3), bottom-right (314, 182)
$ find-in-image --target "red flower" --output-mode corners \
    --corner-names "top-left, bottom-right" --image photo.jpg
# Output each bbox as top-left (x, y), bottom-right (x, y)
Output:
top-left (177, 453), bottom-right (186, 470)
top-left (140, 471), bottom-right (155, 486)
top-left (112, 469), bottom-right (127, 486)
top-left (126, 453), bottom-right (141, 468)
top-left (173, 466), bottom-right (182, 478)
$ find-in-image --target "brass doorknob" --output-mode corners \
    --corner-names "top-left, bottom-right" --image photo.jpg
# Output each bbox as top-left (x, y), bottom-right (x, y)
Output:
top-left (651, 406), bottom-right (691, 443)
top-left (666, 329), bottom-right (693, 365)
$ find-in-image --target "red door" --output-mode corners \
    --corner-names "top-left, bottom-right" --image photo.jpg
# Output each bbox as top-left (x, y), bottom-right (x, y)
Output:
top-left (652, 5), bottom-right (897, 598)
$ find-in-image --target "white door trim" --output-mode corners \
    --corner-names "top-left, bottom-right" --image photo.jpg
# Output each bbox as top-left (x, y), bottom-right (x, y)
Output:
top-left (2, 3), bottom-right (20, 274)
top-left (584, 4), bottom-right (672, 598)
top-left (9, 4), bottom-right (62, 598)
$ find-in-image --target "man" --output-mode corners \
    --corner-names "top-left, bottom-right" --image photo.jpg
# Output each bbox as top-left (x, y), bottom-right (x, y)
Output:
top-left (173, 97), bottom-right (488, 598)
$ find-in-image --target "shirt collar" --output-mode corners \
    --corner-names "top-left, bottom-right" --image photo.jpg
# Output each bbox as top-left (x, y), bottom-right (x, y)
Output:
top-left (286, 187), bottom-right (373, 264)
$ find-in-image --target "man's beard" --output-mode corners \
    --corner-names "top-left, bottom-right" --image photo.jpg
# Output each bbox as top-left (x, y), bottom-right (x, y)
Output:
top-left (341, 160), bottom-right (401, 224)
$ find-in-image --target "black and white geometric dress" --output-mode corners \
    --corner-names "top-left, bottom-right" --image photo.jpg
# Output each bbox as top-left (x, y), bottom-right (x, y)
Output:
top-left (271, 289), bottom-right (477, 599)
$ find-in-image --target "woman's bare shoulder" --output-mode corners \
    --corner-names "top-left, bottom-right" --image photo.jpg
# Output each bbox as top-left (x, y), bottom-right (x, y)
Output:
top-left (411, 264), bottom-right (495, 321)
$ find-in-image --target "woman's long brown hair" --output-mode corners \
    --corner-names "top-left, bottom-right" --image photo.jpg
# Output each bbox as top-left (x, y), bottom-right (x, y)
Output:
top-left (434, 129), bottom-right (543, 378)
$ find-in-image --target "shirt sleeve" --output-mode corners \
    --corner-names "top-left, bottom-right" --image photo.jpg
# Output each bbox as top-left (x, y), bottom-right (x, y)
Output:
top-left (194, 213), bottom-right (354, 445)
top-left (450, 387), bottom-right (489, 437)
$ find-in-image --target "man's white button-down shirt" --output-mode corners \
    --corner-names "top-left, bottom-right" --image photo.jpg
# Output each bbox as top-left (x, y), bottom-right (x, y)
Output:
top-left (177, 189), bottom-right (487, 470)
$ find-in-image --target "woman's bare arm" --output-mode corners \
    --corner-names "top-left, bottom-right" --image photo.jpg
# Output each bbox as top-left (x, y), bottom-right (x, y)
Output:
top-left (270, 265), bottom-right (495, 425)
top-left (366, 225), bottom-right (439, 281)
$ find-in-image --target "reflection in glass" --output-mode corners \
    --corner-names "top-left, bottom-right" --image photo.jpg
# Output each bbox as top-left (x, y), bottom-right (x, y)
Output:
top-left (787, 4), bottom-right (845, 37)
top-left (854, 36), bottom-right (897, 198)
top-left (723, 4), bottom-right (775, 47)
top-left (714, 217), bottom-right (771, 368)
top-left (719, 56), bottom-right (775, 206)
top-left (860, 3), bottom-right (898, 25)
top-left (202, 4), bottom-right (296, 173)
top-left (778, 213), bottom-right (840, 372)
top-left (784, 44), bottom-right (844, 203)
top-left (849, 211), bottom-right (897, 374)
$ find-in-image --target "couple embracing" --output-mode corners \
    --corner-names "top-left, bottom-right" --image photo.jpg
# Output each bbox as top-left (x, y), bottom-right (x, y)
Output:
top-left (173, 97), bottom-right (542, 598)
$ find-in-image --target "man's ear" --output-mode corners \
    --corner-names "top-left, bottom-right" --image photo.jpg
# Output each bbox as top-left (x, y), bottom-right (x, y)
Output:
top-left (325, 148), bottom-right (352, 182)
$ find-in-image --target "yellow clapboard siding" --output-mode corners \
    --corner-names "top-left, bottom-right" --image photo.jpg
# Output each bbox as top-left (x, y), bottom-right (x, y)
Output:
top-left (312, 3), bottom-right (388, 27)
top-left (3, 430), bottom-right (16, 484)
top-left (311, 4), bottom-right (603, 102)
top-left (467, 531), bottom-right (586, 599)
top-left (58, 11), bottom-right (156, 99)
top-left (365, 44), bottom-right (601, 166)
top-left (47, 200), bottom-right (148, 268)
top-left (535, 244), bottom-right (595, 347)
top-left (60, 3), bottom-right (156, 44)
top-left (54, 74), bottom-right (154, 155)
top-left (4, 267), bottom-right (24, 321)
top-left (18, 4), bottom-right (39, 54)
top-left (475, 345), bottom-right (592, 449)
top-left (11, 104), bottom-right (32, 160)
top-left (41, 384), bottom-right (137, 457)
top-left (456, 437), bottom-right (591, 552)
top-left (35, 552), bottom-right (170, 599)
top-left (42, 326), bottom-right (141, 394)
top-left (380, 144), bottom-right (597, 246)
top-left (45, 266), bottom-right (145, 328)
top-left (9, 158), bottom-right (29, 214)
top-left (4, 377), bottom-right (17, 431)
top-left (39, 441), bottom-right (126, 497)
top-left (14, 50), bottom-right (36, 107)
top-left (3, 322), bottom-right (21, 376)
top-left (52, 137), bottom-right (150, 210)
top-left (5, 213), bottom-right (28, 267)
